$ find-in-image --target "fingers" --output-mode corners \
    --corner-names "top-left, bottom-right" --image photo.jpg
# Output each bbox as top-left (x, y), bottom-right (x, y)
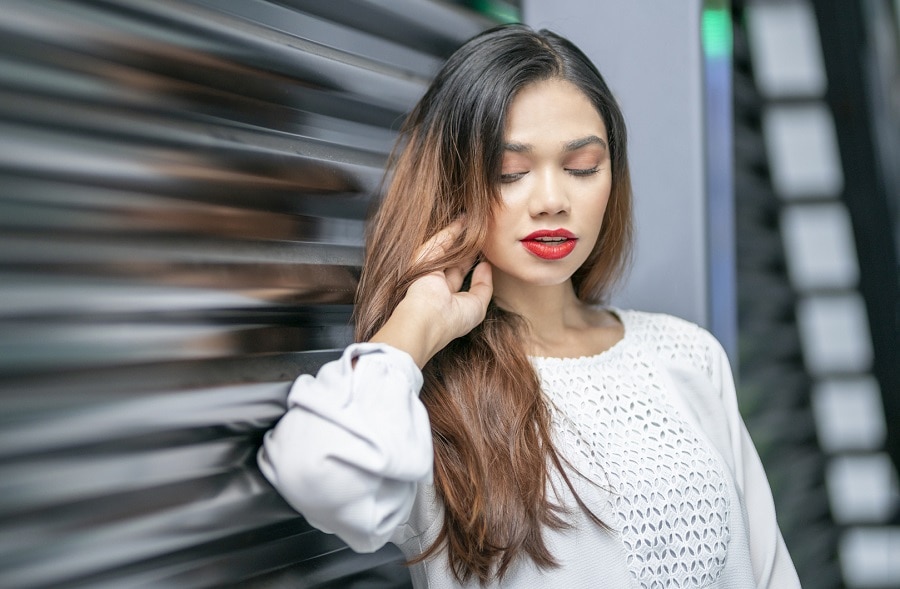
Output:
top-left (466, 261), bottom-right (493, 309)
top-left (410, 220), bottom-right (489, 320)
top-left (446, 254), bottom-right (487, 293)
top-left (415, 218), bottom-right (472, 264)
top-left (449, 261), bottom-right (492, 334)
top-left (414, 219), bottom-right (464, 266)
top-left (444, 264), bottom-right (467, 292)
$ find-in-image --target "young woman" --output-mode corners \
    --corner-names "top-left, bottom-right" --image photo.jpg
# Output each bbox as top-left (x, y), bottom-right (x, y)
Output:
top-left (258, 24), bottom-right (801, 588)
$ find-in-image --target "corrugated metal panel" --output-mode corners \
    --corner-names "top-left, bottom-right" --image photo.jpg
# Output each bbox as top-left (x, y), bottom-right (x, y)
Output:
top-left (0, 1), bottom-right (496, 587)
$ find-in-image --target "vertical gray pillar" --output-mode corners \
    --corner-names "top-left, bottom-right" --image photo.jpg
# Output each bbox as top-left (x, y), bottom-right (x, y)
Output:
top-left (523, 0), bottom-right (735, 357)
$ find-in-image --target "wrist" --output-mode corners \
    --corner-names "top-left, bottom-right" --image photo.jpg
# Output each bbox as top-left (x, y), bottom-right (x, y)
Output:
top-left (367, 299), bottom-right (445, 369)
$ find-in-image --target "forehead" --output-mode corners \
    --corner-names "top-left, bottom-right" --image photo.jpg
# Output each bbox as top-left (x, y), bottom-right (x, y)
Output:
top-left (504, 78), bottom-right (607, 144)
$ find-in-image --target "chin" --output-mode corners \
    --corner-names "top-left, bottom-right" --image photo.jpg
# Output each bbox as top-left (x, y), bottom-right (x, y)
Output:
top-left (507, 270), bottom-right (577, 288)
top-left (488, 252), bottom-right (590, 288)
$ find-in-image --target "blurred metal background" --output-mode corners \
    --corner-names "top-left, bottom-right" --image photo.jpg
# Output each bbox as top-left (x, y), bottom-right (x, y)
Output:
top-left (0, 1), bottom-right (505, 586)
top-left (4, 1), bottom-right (897, 588)
top-left (733, 1), bottom-right (900, 587)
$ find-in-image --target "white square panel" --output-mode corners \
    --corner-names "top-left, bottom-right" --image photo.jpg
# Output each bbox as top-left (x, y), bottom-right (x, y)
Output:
top-left (812, 377), bottom-right (887, 452)
top-left (796, 294), bottom-right (873, 375)
top-left (745, 1), bottom-right (827, 98)
top-left (826, 454), bottom-right (898, 523)
top-left (841, 527), bottom-right (900, 587)
top-left (763, 104), bottom-right (844, 198)
top-left (781, 202), bottom-right (859, 291)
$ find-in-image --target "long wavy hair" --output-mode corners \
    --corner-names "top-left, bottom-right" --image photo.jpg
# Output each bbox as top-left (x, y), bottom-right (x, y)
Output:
top-left (354, 24), bottom-right (633, 584)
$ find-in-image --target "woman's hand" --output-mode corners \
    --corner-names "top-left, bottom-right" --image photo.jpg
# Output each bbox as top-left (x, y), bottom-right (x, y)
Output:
top-left (368, 220), bottom-right (493, 368)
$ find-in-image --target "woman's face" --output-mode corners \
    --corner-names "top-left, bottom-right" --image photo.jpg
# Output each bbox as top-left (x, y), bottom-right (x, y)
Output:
top-left (482, 78), bottom-right (612, 290)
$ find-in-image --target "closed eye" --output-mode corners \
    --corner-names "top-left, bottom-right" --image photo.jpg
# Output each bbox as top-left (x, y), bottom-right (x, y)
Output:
top-left (566, 166), bottom-right (600, 177)
top-left (500, 171), bottom-right (528, 183)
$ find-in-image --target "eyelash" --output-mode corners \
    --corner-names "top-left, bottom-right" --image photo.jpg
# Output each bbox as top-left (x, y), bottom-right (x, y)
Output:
top-left (499, 167), bottom-right (599, 183)
top-left (567, 166), bottom-right (600, 177)
top-left (500, 172), bottom-right (526, 183)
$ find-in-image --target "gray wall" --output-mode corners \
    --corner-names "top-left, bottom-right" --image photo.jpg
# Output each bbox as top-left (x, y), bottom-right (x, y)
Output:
top-left (524, 0), bottom-right (727, 340)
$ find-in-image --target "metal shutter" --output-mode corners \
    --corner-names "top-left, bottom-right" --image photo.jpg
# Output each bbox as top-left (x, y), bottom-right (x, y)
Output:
top-left (0, 1), bottom-right (500, 586)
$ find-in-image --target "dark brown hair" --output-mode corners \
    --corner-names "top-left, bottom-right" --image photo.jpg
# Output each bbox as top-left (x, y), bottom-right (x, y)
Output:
top-left (354, 24), bottom-right (633, 584)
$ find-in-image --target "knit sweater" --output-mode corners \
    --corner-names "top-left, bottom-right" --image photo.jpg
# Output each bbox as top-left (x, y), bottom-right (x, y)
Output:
top-left (258, 310), bottom-right (801, 588)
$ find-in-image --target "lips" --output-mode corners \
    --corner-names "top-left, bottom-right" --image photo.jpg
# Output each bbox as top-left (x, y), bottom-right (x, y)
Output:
top-left (520, 229), bottom-right (578, 260)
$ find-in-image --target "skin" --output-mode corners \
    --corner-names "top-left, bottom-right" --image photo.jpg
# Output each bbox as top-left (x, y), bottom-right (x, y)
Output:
top-left (370, 78), bottom-right (623, 367)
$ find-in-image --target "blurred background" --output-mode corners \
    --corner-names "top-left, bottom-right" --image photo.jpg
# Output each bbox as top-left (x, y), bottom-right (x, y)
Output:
top-left (0, 0), bottom-right (897, 587)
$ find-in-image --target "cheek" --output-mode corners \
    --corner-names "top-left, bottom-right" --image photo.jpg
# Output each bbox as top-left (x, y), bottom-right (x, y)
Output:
top-left (481, 211), bottom-right (502, 261)
top-left (481, 206), bottom-right (522, 266)
top-left (592, 176), bottom-right (613, 212)
top-left (482, 218), bottom-right (504, 255)
top-left (576, 181), bottom-right (611, 214)
top-left (485, 199), bottom-right (514, 234)
top-left (578, 183), bottom-right (612, 241)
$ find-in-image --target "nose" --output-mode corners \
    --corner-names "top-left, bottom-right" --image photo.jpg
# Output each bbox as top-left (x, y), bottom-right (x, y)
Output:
top-left (528, 169), bottom-right (571, 217)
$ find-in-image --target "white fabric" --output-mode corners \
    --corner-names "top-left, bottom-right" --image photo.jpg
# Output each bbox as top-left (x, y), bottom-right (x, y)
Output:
top-left (258, 310), bottom-right (801, 588)
top-left (534, 324), bottom-right (731, 588)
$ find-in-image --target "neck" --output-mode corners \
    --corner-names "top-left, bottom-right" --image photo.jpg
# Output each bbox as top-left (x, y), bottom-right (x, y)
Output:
top-left (492, 273), bottom-right (623, 359)
top-left (492, 276), bottom-right (586, 345)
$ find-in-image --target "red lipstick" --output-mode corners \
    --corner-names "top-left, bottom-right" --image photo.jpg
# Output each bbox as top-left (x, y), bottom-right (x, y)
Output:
top-left (520, 229), bottom-right (578, 260)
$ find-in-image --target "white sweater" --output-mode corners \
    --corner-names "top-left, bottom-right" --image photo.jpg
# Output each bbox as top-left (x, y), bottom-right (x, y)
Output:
top-left (258, 310), bottom-right (801, 588)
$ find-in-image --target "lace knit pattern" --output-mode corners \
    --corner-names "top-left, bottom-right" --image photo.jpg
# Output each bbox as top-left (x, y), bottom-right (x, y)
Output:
top-left (533, 311), bottom-right (731, 589)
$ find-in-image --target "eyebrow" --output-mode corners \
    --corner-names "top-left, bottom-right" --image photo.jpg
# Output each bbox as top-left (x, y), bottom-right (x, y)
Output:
top-left (503, 134), bottom-right (608, 153)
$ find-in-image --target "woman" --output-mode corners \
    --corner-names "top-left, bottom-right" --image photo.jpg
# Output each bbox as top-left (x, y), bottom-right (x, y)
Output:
top-left (258, 24), bottom-right (800, 588)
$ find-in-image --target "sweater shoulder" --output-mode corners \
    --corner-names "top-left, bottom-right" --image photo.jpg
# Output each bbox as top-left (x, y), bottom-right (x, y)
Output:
top-left (616, 309), bottom-right (718, 378)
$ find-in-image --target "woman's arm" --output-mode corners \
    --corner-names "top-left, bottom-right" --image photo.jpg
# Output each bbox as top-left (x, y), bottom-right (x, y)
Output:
top-left (257, 220), bottom-right (492, 552)
top-left (368, 220), bottom-right (494, 369)
top-left (708, 335), bottom-right (802, 588)
top-left (257, 343), bottom-right (430, 553)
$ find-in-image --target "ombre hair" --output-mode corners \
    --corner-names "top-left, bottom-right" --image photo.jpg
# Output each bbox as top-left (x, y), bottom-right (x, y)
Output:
top-left (354, 24), bottom-right (633, 585)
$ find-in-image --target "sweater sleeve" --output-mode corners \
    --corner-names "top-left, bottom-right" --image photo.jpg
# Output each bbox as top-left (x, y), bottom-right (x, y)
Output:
top-left (257, 342), bottom-right (433, 553)
top-left (707, 333), bottom-right (802, 588)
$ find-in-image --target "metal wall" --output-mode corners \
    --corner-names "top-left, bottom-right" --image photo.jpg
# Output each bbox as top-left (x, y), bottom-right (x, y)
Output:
top-left (0, 1), bottom-right (495, 587)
